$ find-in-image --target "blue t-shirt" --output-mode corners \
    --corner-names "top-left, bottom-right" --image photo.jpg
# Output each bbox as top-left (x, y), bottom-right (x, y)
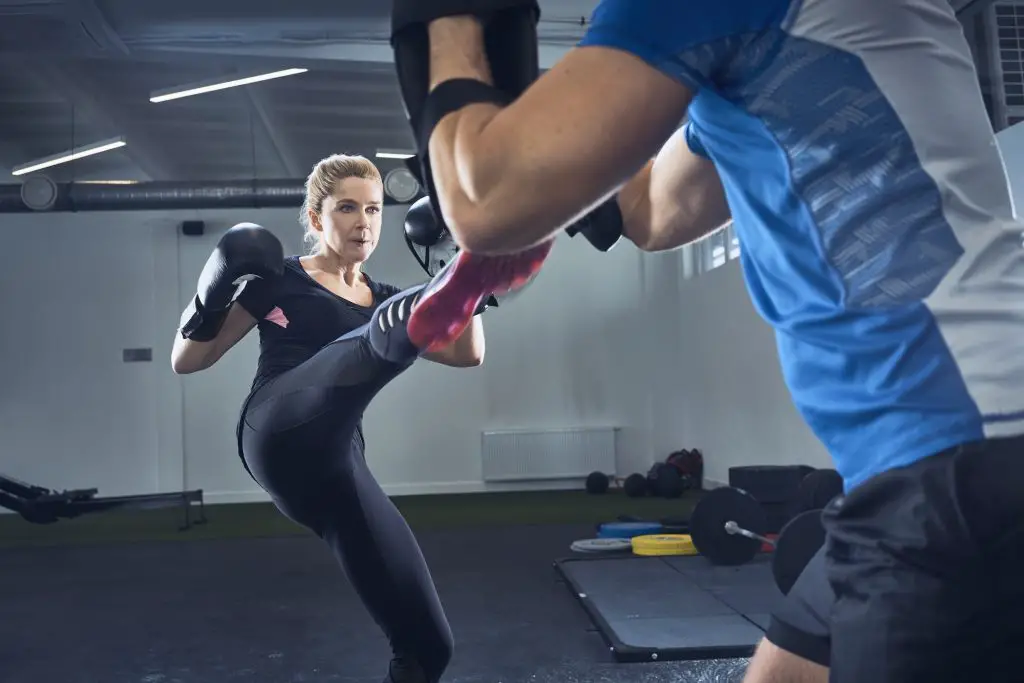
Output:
top-left (580, 0), bottom-right (1024, 490)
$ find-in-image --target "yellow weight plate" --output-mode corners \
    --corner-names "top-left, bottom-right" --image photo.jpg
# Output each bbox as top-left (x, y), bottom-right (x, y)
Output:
top-left (631, 534), bottom-right (698, 556)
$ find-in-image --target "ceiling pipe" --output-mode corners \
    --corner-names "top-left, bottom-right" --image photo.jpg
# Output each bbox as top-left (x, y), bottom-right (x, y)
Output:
top-left (0, 178), bottom-right (417, 213)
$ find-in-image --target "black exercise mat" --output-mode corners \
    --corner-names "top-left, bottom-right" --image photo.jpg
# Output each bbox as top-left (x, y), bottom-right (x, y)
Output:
top-left (555, 554), bottom-right (781, 662)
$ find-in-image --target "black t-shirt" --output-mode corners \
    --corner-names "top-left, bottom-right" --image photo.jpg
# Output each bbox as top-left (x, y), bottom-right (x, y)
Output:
top-left (234, 255), bottom-right (402, 396)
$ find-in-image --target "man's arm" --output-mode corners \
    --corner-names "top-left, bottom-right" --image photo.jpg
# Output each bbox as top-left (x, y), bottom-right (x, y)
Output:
top-left (617, 125), bottom-right (732, 252)
top-left (425, 16), bottom-right (694, 254)
top-left (423, 316), bottom-right (485, 367)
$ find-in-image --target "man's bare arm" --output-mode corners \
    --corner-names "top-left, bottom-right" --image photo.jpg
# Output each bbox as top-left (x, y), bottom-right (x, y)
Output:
top-left (424, 16), bottom-right (695, 254)
top-left (617, 126), bottom-right (732, 252)
top-left (423, 316), bottom-right (485, 367)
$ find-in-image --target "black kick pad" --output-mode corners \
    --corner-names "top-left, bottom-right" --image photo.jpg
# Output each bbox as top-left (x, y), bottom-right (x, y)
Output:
top-left (555, 554), bottom-right (784, 662)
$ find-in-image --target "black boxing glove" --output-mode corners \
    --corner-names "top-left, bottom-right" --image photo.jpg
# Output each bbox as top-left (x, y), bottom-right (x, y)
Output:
top-left (391, 0), bottom-right (540, 213)
top-left (404, 195), bottom-right (445, 247)
top-left (180, 223), bottom-right (285, 342)
top-left (565, 198), bottom-right (625, 252)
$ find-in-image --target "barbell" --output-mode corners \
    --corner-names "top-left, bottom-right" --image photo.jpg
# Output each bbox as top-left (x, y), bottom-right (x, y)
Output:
top-left (689, 486), bottom-right (828, 595)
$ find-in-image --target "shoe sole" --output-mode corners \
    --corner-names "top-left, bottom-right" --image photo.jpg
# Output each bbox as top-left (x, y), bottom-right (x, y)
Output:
top-left (409, 240), bottom-right (553, 352)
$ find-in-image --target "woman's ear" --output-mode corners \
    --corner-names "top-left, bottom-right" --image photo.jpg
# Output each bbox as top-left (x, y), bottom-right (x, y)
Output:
top-left (308, 209), bottom-right (322, 231)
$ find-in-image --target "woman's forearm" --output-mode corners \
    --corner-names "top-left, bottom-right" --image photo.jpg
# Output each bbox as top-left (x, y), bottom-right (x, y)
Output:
top-left (170, 335), bottom-right (217, 375)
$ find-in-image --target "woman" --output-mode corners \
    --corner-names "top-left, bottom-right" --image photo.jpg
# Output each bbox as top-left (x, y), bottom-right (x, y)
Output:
top-left (170, 154), bottom-right (485, 683)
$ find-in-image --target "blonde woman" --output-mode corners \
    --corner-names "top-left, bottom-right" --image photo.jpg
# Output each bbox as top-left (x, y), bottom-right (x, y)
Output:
top-left (171, 154), bottom-right (486, 683)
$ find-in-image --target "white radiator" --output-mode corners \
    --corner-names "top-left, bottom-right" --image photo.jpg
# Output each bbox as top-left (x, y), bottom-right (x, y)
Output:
top-left (480, 427), bottom-right (618, 482)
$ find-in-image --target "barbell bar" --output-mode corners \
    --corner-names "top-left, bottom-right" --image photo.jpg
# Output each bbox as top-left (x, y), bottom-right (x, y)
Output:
top-left (724, 519), bottom-right (775, 546)
top-left (688, 486), bottom-right (828, 595)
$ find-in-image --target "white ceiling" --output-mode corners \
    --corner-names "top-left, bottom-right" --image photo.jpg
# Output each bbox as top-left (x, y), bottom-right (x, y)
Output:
top-left (0, 0), bottom-right (597, 183)
top-left (0, 0), bottom-right (994, 184)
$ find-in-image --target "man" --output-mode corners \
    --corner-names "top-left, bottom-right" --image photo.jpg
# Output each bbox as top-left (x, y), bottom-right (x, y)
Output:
top-left (390, 1), bottom-right (1024, 682)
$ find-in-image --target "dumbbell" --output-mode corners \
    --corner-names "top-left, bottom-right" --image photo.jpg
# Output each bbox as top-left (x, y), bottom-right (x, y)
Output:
top-left (688, 486), bottom-right (827, 595)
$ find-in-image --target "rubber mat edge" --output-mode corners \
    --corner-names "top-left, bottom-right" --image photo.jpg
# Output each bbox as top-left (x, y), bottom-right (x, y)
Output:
top-left (552, 556), bottom-right (758, 663)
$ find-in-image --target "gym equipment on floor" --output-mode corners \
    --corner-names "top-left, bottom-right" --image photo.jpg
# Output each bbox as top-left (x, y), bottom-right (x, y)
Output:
top-left (771, 510), bottom-right (826, 595)
top-left (597, 521), bottom-right (663, 538)
top-left (631, 534), bottom-right (697, 557)
top-left (646, 463), bottom-right (690, 499)
top-left (585, 471), bottom-right (610, 494)
top-left (570, 538), bottom-right (633, 554)
top-left (554, 552), bottom-right (781, 662)
top-left (794, 468), bottom-right (843, 512)
top-left (688, 486), bottom-right (825, 587)
top-left (623, 473), bottom-right (648, 497)
top-left (0, 472), bottom-right (207, 531)
top-left (611, 514), bottom-right (690, 534)
top-left (728, 464), bottom-right (815, 532)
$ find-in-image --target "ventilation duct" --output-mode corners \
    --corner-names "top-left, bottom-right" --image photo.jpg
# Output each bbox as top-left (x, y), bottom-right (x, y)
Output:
top-left (988, 1), bottom-right (1024, 130)
top-left (0, 178), bottom-right (412, 213)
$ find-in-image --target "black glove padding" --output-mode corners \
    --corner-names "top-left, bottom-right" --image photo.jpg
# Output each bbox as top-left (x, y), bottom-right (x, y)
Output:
top-left (565, 198), bottom-right (625, 252)
top-left (391, 0), bottom-right (540, 216)
top-left (180, 222), bottom-right (285, 342)
top-left (404, 195), bottom-right (459, 279)
top-left (403, 210), bottom-right (499, 316)
top-left (405, 196), bottom-right (445, 247)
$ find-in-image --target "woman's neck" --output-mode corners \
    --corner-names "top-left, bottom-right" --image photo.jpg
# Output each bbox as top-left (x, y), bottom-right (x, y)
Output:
top-left (312, 250), bottom-right (362, 286)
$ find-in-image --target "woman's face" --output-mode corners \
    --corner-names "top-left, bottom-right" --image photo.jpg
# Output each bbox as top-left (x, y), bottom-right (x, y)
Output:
top-left (311, 176), bottom-right (384, 263)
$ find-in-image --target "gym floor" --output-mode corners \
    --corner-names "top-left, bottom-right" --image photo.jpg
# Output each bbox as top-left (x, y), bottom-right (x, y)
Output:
top-left (1, 490), bottom-right (751, 683)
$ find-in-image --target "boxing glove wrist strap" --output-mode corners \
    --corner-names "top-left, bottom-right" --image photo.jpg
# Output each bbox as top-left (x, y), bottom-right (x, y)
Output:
top-left (179, 293), bottom-right (230, 342)
top-left (418, 78), bottom-right (511, 152)
top-left (566, 198), bottom-right (624, 252)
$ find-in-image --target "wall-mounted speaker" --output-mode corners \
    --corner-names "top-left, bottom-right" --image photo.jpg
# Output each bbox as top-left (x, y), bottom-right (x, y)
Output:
top-left (181, 220), bottom-right (205, 236)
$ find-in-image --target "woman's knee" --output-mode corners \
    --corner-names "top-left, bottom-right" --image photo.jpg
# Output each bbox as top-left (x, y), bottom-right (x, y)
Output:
top-left (743, 638), bottom-right (829, 683)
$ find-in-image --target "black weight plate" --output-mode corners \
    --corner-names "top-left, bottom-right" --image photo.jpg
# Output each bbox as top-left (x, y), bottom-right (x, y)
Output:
top-left (690, 487), bottom-right (767, 566)
top-left (772, 509), bottom-right (827, 595)
top-left (796, 469), bottom-right (844, 512)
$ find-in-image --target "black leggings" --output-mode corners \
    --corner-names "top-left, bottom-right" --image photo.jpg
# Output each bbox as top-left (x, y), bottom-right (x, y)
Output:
top-left (238, 286), bottom-right (452, 683)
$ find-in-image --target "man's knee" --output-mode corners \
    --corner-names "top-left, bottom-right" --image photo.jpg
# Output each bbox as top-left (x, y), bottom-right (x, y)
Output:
top-left (743, 638), bottom-right (829, 683)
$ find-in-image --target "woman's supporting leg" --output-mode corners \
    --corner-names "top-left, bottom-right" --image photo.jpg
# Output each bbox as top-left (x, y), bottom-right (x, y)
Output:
top-left (239, 286), bottom-right (454, 681)
top-left (245, 421), bottom-right (453, 683)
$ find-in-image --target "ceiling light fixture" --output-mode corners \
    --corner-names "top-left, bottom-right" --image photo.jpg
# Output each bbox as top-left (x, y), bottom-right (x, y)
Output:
top-left (12, 136), bottom-right (127, 176)
top-left (375, 149), bottom-right (415, 160)
top-left (150, 68), bottom-right (308, 103)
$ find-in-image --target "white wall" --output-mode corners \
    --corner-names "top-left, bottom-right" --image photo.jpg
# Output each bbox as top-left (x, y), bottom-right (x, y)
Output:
top-left (668, 259), bottom-right (831, 487)
top-left (8, 122), bottom-right (1021, 506)
top-left (0, 203), bottom-right (683, 504)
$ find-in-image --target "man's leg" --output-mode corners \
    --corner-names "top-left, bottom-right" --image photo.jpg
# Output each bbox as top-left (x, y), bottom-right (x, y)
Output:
top-left (823, 435), bottom-right (1024, 683)
top-left (744, 640), bottom-right (828, 683)
top-left (744, 547), bottom-right (831, 683)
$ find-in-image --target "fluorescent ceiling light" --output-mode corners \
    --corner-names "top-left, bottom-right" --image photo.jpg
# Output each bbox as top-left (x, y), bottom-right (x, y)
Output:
top-left (150, 68), bottom-right (308, 103)
top-left (75, 179), bottom-right (139, 185)
top-left (12, 137), bottom-right (127, 176)
top-left (376, 149), bottom-right (415, 160)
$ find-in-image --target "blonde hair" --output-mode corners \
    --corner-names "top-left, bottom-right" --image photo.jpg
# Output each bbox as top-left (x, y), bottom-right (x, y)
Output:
top-left (300, 153), bottom-right (383, 254)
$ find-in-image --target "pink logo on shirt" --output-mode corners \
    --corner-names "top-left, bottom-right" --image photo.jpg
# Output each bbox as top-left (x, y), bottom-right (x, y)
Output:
top-left (264, 307), bottom-right (289, 328)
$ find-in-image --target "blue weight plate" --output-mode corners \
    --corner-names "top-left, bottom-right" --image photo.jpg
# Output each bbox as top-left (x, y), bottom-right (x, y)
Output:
top-left (597, 521), bottom-right (663, 538)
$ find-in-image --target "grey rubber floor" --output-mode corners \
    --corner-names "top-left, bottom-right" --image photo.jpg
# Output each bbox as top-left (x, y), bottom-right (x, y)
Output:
top-left (0, 522), bottom-right (751, 683)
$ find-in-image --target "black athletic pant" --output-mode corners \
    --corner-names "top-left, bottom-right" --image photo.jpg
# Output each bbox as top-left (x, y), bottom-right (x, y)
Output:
top-left (238, 286), bottom-right (453, 683)
top-left (823, 433), bottom-right (1024, 683)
